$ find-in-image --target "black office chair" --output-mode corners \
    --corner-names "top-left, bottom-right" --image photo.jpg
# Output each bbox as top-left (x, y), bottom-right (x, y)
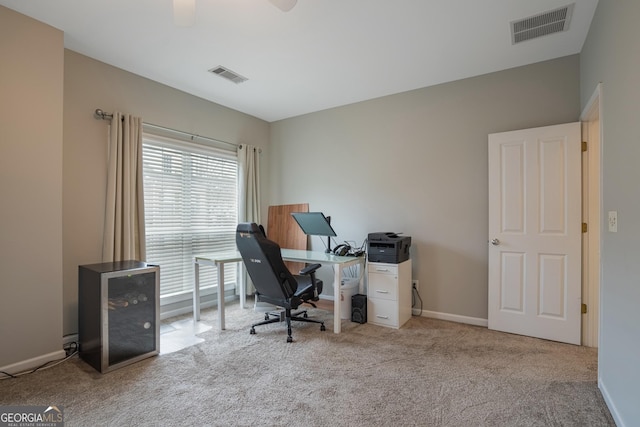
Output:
top-left (236, 222), bottom-right (326, 342)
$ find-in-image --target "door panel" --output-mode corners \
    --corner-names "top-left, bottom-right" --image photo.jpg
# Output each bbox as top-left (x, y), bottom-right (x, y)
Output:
top-left (489, 122), bottom-right (581, 345)
top-left (500, 252), bottom-right (525, 312)
top-left (501, 142), bottom-right (525, 233)
top-left (538, 253), bottom-right (565, 318)
top-left (540, 138), bottom-right (567, 233)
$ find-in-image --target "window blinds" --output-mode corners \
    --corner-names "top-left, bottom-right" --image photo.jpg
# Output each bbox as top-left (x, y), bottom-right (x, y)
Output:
top-left (142, 134), bottom-right (238, 297)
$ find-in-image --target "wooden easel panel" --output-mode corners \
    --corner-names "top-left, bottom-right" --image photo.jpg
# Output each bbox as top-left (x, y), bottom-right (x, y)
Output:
top-left (267, 203), bottom-right (308, 273)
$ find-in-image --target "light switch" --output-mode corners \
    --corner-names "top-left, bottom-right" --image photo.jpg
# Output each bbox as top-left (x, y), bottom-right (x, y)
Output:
top-left (608, 211), bottom-right (618, 232)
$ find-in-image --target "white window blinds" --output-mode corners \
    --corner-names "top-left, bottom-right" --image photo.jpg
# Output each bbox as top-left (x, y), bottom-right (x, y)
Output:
top-left (142, 134), bottom-right (238, 297)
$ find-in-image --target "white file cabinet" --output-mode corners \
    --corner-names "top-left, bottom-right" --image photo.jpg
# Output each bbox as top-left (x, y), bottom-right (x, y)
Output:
top-left (367, 259), bottom-right (412, 328)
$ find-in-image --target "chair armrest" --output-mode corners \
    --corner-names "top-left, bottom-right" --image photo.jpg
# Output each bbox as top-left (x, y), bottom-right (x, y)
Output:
top-left (299, 263), bottom-right (321, 275)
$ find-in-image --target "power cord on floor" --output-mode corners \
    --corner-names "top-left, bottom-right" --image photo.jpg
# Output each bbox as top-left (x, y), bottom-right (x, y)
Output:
top-left (412, 282), bottom-right (423, 316)
top-left (0, 340), bottom-right (79, 380)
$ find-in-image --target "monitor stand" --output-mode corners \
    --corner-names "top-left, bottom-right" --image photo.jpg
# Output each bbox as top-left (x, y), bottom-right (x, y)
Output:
top-left (325, 216), bottom-right (332, 253)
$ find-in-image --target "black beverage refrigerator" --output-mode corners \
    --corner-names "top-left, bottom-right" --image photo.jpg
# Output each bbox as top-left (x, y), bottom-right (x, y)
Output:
top-left (78, 261), bottom-right (160, 373)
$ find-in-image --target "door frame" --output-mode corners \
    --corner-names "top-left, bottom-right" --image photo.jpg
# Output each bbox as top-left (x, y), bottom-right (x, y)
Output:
top-left (580, 83), bottom-right (603, 348)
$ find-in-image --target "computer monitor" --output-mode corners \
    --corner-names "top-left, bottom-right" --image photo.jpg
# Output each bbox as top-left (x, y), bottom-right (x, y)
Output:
top-left (291, 212), bottom-right (337, 237)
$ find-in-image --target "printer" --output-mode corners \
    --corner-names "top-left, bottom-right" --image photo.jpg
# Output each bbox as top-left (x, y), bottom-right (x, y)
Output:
top-left (367, 232), bottom-right (411, 264)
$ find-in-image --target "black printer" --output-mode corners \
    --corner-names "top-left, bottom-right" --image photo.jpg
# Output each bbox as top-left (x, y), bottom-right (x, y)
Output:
top-left (367, 232), bottom-right (411, 264)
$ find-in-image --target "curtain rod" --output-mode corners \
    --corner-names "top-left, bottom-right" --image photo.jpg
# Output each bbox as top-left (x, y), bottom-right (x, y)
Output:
top-left (93, 108), bottom-right (252, 151)
top-left (94, 109), bottom-right (115, 120)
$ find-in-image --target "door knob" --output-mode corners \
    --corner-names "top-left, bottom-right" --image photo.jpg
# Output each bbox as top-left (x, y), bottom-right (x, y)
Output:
top-left (491, 238), bottom-right (500, 246)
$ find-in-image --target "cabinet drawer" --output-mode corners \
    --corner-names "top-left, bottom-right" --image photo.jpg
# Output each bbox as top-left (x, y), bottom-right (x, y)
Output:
top-left (367, 298), bottom-right (399, 328)
top-left (369, 264), bottom-right (398, 275)
top-left (368, 278), bottom-right (398, 301)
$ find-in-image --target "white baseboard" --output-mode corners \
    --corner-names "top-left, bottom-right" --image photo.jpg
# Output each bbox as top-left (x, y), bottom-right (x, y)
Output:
top-left (418, 309), bottom-right (488, 327)
top-left (599, 376), bottom-right (626, 427)
top-left (322, 293), bottom-right (488, 327)
top-left (0, 349), bottom-right (66, 376)
top-left (322, 294), bottom-right (488, 328)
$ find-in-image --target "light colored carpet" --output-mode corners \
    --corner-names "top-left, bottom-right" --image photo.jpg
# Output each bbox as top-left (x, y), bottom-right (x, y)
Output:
top-left (0, 299), bottom-right (614, 426)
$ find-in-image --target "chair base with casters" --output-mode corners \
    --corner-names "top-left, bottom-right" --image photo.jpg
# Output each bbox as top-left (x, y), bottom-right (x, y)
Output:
top-left (249, 269), bottom-right (326, 342)
top-left (236, 222), bottom-right (327, 343)
top-left (250, 306), bottom-right (326, 343)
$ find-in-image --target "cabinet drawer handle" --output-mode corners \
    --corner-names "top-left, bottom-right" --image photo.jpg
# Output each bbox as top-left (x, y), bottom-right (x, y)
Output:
top-left (375, 290), bottom-right (389, 294)
top-left (375, 268), bottom-right (390, 272)
top-left (376, 315), bottom-right (390, 319)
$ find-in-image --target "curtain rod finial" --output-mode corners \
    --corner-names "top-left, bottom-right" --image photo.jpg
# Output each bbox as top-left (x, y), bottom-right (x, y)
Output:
top-left (94, 108), bottom-right (113, 120)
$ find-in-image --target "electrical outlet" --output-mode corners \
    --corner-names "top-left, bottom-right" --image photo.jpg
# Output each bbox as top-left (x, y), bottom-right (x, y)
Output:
top-left (608, 211), bottom-right (618, 232)
top-left (63, 333), bottom-right (79, 346)
top-left (411, 280), bottom-right (421, 316)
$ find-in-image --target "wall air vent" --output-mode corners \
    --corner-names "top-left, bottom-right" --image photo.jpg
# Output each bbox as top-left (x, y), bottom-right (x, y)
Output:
top-left (510, 3), bottom-right (574, 44)
top-left (208, 66), bottom-right (248, 84)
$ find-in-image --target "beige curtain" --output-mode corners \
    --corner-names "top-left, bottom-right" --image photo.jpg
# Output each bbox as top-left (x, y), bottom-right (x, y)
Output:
top-left (102, 112), bottom-right (146, 262)
top-left (237, 144), bottom-right (261, 294)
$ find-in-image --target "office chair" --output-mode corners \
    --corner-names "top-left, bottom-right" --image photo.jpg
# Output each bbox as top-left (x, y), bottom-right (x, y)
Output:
top-left (236, 222), bottom-right (326, 342)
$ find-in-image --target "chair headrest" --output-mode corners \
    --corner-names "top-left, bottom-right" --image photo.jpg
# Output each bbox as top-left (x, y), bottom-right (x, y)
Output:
top-left (236, 222), bottom-right (258, 234)
top-left (236, 222), bottom-right (268, 239)
top-left (236, 222), bottom-right (267, 239)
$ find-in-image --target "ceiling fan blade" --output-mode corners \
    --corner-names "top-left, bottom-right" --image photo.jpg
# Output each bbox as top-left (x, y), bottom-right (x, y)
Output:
top-left (269, 0), bottom-right (298, 12)
top-left (174, 0), bottom-right (196, 27)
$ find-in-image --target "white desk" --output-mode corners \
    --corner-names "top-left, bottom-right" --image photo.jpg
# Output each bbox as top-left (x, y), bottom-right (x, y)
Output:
top-left (194, 249), bottom-right (364, 334)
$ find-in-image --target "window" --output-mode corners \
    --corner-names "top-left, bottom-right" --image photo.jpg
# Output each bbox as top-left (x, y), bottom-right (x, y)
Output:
top-left (142, 134), bottom-right (238, 299)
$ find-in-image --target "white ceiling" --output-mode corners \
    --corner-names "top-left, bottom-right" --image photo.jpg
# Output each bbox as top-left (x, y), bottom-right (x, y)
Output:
top-left (0, 0), bottom-right (598, 122)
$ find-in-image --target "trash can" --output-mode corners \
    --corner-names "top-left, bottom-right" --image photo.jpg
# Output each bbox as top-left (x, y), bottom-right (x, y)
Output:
top-left (340, 278), bottom-right (359, 320)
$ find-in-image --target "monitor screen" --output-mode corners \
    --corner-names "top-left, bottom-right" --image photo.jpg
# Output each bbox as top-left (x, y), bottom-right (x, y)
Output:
top-left (291, 212), bottom-right (337, 237)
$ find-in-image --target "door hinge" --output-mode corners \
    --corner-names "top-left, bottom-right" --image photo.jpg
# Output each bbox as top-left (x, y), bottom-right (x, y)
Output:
top-left (581, 303), bottom-right (588, 314)
top-left (582, 222), bottom-right (588, 233)
top-left (582, 141), bottom-right (588, 152)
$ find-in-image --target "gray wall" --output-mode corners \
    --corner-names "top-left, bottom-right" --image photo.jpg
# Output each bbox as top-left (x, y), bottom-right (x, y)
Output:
top-left (269, 55), bottom-right (581, 321)
top-left (63, 51), bottom-right (270, 335)
top-left (0, 7), bottom-right (64, 368)
top-left (580, 0), bottom-right (640, 424)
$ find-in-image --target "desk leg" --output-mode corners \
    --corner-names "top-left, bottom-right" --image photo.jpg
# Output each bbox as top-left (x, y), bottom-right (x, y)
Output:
top-left (239, 268), bottom-right (246, 310)
top-left (194, 261), bottom-right (201, 322)
top-left (217, 262), bottom-right (226, 330)
top-left (333, 266), bottom-right (342, 334)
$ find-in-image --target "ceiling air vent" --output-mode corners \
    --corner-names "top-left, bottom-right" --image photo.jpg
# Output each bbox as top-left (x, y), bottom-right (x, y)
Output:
top-left (208, 66), bottom-right (248, 84)
top-left (510, 3), bottom-right (574, 44)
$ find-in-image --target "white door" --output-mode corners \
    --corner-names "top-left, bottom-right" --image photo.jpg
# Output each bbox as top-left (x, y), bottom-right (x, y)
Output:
top-left (488, 122), bottom-right (582, 345)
